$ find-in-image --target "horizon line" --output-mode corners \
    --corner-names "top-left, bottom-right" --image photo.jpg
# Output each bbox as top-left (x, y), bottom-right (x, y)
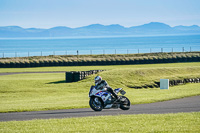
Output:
top-left (0, 22), bottom-right (199, 29)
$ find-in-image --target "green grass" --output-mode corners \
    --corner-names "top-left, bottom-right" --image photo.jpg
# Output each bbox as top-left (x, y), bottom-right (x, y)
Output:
top-left (0, 62), bottom-right (200, 73)
top-left (0, 112), bottom-right (200, 132)
top-left (0, 62), bottom-right (200, 113)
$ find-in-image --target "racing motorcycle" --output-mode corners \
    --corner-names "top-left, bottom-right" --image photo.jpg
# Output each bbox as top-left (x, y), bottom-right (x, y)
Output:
top-left (89, 86), bottom-right (131, 111)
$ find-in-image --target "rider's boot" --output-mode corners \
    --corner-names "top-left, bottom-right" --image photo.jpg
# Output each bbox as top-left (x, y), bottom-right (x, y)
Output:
top-left (108, 88), bottom-right (120, 102)
top-left (113, 94), bottom-right (120, 102)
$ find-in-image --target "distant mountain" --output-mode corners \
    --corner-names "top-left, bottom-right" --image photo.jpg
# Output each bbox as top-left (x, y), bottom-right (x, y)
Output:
top-left (26, 28), bottom-right (46, 33)
top-left (74, 24), bottom-right (127, 36)
top-left (128, 22), bottom-right (173, 34)
top-left (0, 22), bottom-right (200, 38)
top-left (47, 26), bottom-right (73, 37)
top-left (131, 22), bottom-right (171, 30)
top-left (173, 25), bottom-right (200, 31)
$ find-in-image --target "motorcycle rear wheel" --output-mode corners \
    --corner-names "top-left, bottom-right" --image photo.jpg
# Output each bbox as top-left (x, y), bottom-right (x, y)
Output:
top-left (120, 96), bottom-right (131, 110)
top-left (89, 97), bottom-right (103, 111)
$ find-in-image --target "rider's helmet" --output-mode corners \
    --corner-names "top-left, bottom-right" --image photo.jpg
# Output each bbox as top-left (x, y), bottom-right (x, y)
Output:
top-left (95, 76), bottom-right (102, 85)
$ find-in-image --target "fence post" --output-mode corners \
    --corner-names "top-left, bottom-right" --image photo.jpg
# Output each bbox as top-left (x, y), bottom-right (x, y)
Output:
top-left (138, 49), bottom-right (139, 54)
top-left (182, 47), bottom-right (184, 52)
top-left (161, 48), bottom-right (163, 53)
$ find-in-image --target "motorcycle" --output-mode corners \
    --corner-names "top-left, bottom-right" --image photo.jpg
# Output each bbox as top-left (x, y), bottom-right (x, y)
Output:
top-left (89, 86), bottom-right (131, 111)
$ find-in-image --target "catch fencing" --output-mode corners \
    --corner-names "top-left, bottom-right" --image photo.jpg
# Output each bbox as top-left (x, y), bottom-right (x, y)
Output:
top-left (1, 46), bottom-right (200, 58)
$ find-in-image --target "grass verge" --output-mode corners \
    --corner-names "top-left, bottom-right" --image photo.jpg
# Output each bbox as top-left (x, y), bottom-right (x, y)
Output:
top-left (0, 112), bottom-right (200, 132)
top-left (0, 62), bottom-right (200, 73)
top-left (0, 62), bottom-right (200, 113)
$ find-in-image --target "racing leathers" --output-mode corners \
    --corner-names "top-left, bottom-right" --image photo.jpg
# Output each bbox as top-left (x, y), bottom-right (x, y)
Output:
top-left (96, 80), bottom-right (119, 100)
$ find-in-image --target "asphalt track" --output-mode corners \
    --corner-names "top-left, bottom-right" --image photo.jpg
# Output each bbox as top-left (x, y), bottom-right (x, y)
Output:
top-left (0, 96), bottom-right (199, 121)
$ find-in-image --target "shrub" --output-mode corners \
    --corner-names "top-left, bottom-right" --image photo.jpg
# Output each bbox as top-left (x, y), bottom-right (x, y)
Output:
top-left (142, 57), bottom-right (148, 64)
top-left (62, 59), bottom-right (69, 66)
top-left (137, 57), bottom-right (144, 64)
top-left (33, 60), bottom-right (40, 67)
top-left (120, 58), bottom-right (126, 64)
top-left (191, 55), bottom-right (199, 62)
top-left (133, 58), bottom-right (138, 64)
top-left (14, 60), bottom-right (20, 68)
top-left (105, 58), bottom-right (112, 65)
top-left (115, 58), bottom-right (122, 65)
top-left (39, 60), bottom-right (45, 67)
top-left (80, 59), bottom-right (87, 66)
top-left (43, 59), bottom-right (50, 66)
top-left (166, 56), bottom-right (173, 63)
top-left (10, 61), bottom-right (16, 68)
top-left (72, 59), bottom-right (78, 66)
top-left (53, 59), bottom-right (59, 66)
top-left (110, 58), bottom-right (117, 65)
top-left (0, 61), bottom-right (6, 68)
top-left (157, 57), bottom-right (163, 63)
top-left (0, 52), bottom-right (199, 67)
top-left (29, 60), bottom-right (35, 67)
top-left (24, 60), bottom-right (30, 67)
top-left (100, 59), bottom-right (106, 65)
top-left (58, 59), bottom-right (64, 66)
top-left (67, 60), bottom-right (73, 66)
top-left (95, 59), bottom-right (102, 65)
top-left (162, 57), bottom-right (169, 63)
top-left (147, 57), bottom-right (154, 64)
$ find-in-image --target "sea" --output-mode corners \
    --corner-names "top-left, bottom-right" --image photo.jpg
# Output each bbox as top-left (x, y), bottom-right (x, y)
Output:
top-left (0, 34), bottom-right (200, 58)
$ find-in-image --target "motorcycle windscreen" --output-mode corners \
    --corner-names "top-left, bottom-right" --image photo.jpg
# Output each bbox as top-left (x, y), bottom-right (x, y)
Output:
top-left (114, 88), bottom-right (122, 94)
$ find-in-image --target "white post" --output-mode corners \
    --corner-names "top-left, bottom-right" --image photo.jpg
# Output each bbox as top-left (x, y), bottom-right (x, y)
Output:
top-left (160, 79), bottom-right (169, 89)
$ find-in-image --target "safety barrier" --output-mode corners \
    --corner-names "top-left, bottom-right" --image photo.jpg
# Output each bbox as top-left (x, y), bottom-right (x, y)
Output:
top-left (128, 78), bottom-right (200, 89)
top-left (65, 70), bottom-right (105, 82)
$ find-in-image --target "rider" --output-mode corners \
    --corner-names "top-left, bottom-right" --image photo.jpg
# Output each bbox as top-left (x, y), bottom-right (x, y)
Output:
top-left (94, 76), bottom-right (120, 101)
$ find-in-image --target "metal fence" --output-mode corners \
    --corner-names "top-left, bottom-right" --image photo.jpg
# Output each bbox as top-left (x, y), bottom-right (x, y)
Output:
top-left (1, 46), bottom-right (200, 58)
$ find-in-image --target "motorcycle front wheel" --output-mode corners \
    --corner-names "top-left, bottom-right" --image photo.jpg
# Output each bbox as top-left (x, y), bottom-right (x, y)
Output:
top-left (120, 96), bottom-right (131, 110)
top-left (89, 97), bottom-right (103, 111)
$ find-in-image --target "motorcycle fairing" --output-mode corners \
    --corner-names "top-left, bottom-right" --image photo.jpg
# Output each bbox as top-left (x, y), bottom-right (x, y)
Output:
top-left (114, 88), bottom-right (123, 94)
top-left (95, 91), bottom-right (111, 102)
top-left (95, 91), bottom-right (108, 97)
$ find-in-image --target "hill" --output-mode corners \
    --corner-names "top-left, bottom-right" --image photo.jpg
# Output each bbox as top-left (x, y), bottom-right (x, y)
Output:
top-left (0, 22), bottom-right (200, 38)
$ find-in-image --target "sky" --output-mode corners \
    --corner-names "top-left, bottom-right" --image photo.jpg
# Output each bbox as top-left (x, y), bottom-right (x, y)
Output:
top-left (0, 0), bottom-right (200, 28)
